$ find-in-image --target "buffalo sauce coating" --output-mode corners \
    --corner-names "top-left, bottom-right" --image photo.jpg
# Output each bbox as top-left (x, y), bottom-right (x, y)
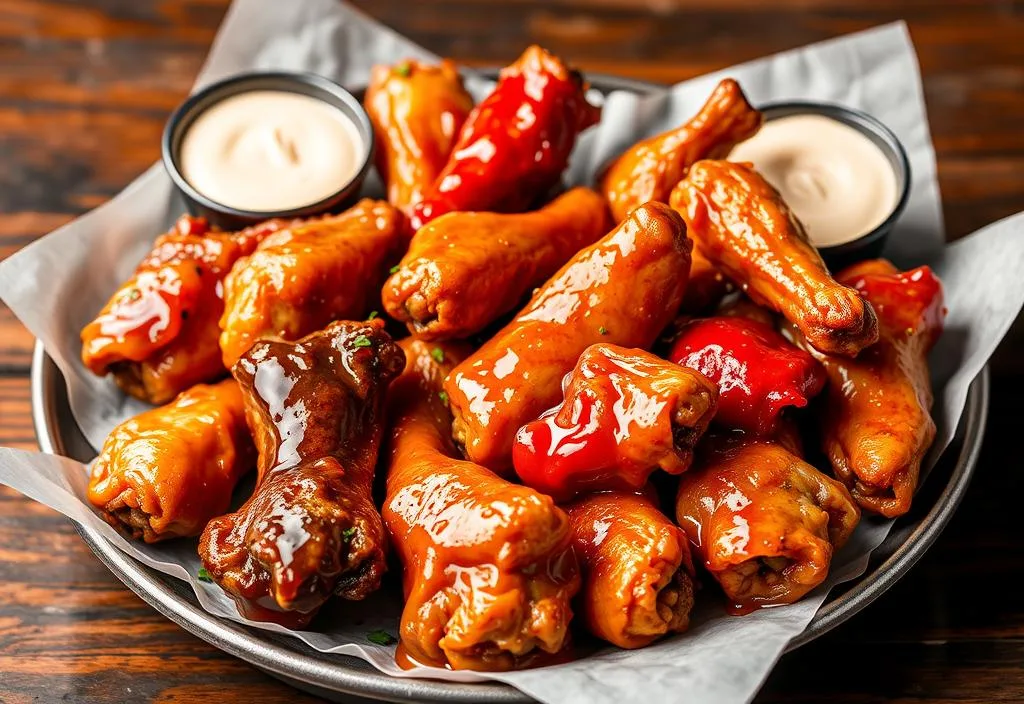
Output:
top-left (409, 45), bottom-right (601, 230)
top-left (512, 343), bottom-right (718, 502)
top-left (80, 215), bottom-right (288, 404)
top-left (383, 339), bottom-right (580, 671)
top-left (364, 59), bottom-right (474, 214)
top-left (675, 432), bottom-right (860, 613)
top-left (382, 187), bottom-right (612, 340)
top-left (668, 316), bottom-right (825, 436)
top-left (444, 202), bottom-right (693, 474)
top-left (87, 379), bottom-right (255, 543)
top-left (601, 78), bottom-right (763, 224)
top-left (218, 199), bottom-right (404, 368)
top-left (671, 160), bottom-right (879, 357)
top-left (199, 319), bottom-right (404, 627)
top-left (800, 259), bottom-right (945, 518)
top-left (564, 489), bottom-right (695, 649)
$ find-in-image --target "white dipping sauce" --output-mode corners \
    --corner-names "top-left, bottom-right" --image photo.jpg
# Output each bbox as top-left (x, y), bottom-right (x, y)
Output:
top-left (180, 90), bottom-right (364, 212)
top-left (729, 113), bottom-right (898, 247)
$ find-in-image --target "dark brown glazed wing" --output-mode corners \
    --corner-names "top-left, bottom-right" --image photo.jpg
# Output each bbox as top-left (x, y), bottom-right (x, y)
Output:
top-left (565, 490), bottom-right (695, 649)
top-left (444, 201), bottom-right (693, 473)
top-left (600, 78), bottom-right (763, 223)
top-left (792, 259), bottom-right (945, 517)
top-left (218, 200), bottom-right (404, 367)
top-left (87, 379), bottom-right (255, 542)
top-left (383, 339), bottom-right (579, 671)
top-left (382, 187), bottom-right (611, 340)
top-left (199, 320), bottom-right (405, 625)
top-left (81, 216), bottom-right (287, 404)
top-left (364, 59), bottom-right (473, 214)
top-left (675, 432), bottom-right (859, 612)
top-left (670, 160), bottom-right (879, 356)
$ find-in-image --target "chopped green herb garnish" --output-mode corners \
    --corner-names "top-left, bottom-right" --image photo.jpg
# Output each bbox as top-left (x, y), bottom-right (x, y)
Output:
top-left (438, 390), bottom-right (449, 405)
top-left (367, 629), bottom-right (397, 646)
top-left (342, 527), bottom-right (358, 542)
top-left (598, 326), bottom-right (608, 335)
top-left (197, 567), bottom-right (213, 583)
top-left (389, 264), bottom-right (401, 275)
top-left (353, 335), bottom-right (373, 348)
top-left (394, 62), bottom-right (412, 78)
top-left (368, 310), bottom-right (379, 320)
top-left (430, 347), bottom-right (445, 364)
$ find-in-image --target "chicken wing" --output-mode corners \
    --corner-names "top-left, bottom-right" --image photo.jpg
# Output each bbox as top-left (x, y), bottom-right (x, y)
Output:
top-left (81, 216), bottom-right (287, 404)
top-left (87, 379), bottom-right (255, 542)
top-left (218, 200), bottom-right (403, 367)
top-left (565, 489), bottom-right (695, 649)
top-left (199, 320), bottom-right (404, 625)
top-left (364, 59), bottom-right (473, 214)
top-left (513, 343), bottom-right (718, 501)
top-left (444, 201), bottom-right (693, 473)
top-left (383, 339), bottom-right (579, 670)
top-left (601, 79), bottom-right (763, 224)
top-left (382, 187), bottom-right (611, 340)
top-left (410, 45), bottom-right (600, 230)
top-left (675, 433), bottom-right (859, 612)
top-left (682, 246), bottom-right (732, 313)
top-left (671, 160), bottom-right (878, 356)
top-left (792, 259), bottom-right (945, 517)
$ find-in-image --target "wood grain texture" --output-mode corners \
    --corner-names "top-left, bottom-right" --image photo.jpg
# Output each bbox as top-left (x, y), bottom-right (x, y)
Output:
top-left (0, 0), bottom-right (1022, 702)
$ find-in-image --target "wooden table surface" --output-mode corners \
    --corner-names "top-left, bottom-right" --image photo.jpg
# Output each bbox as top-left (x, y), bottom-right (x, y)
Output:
top-left (1, 0), bottom-right (1023, 702)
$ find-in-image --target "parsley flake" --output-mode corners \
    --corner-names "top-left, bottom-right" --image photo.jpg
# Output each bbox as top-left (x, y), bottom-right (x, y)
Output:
top-left (393, 62), bottom-right (412, 78)
top-left (438, 390), bottom-right (449, 405)
top-left (598, 326), bottom-right (608, 335)
top-left (353, 335), bottom-right (373, 348)
top-left (389, 264), bottom-right (401, 275)
top-left (367, 629), bottom-right (397, 646)
top-left (430, 347), bottom-right (445, 364)
top-left (368, 310), bottom-right (379, 320)
top-left (197, 567), bottom-right (213, 583)
top-left (342, 527), bottom-right (357, 542)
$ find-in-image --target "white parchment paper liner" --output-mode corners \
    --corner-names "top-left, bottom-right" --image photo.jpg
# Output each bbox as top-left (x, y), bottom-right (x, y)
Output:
top-left (2, 2), bottom-right (1024, 702)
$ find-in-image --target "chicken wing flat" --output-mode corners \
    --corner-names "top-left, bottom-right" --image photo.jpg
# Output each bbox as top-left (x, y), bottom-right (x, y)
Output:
top-left (365, 59), bottom-right (473, 214)
top-left (88, 379), bottom-right (255, 542)
top-left (218, 200), bottom-right (403, 367)
top-left (794, 259), bottom-right (945, 517)
top-left (199, 320), bottom-right (404, 625)
top-left (600, 79), bottom-right (763, 224)
top-left (565, 489), bottom-right (695, 649)
top-left (675, 433), bottom-right (859, 612)
top-left (81, 216), bottom-right (287, 404)
top-left (671, 160), bottom-right (878, 356)
top-left (383, 187), bottom-right (611, 340)
top-left (445, 202), bottom-right (693, 473)
top-left (410, 45), bottom-right (600, 230)
top-left (384, 339), bottom-right (579, 670)
top-left (513, 343), bottom-right (718, 502)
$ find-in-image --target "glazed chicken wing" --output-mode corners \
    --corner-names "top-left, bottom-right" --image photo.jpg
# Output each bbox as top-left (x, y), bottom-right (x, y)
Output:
top-left (410, 45), bottom-right (600, 230)
top-left (682, 246), bottom-right (732, 313)
top-left (199, 320), bottom-right (404, 625)
top-left (81, 216), bottom-right (286, 404)
top-left (792, 259), bottom-right (945, 517)
top-left (444, 202), bottom-right (693, 473)
top-left (565, 490), bottom-right (695, 649)
top-left (513, 343), bottom-right (718, 502)
top-left (601, 79), bottom-right (763, 224)
top-left (676, 433), bottom-right (859, 611)
top-left (88, 379), bottom-right (255, 542)
top-left (671, 160), bottom-right (878, 356)
top-left (383, 187), bottom-right (611, 339)
top-left (364, 59), bottom-right (473, 214)
top-left (219, 200), bottom-right (403, 367)
top-left (383, 339), bottom-right (579, 670)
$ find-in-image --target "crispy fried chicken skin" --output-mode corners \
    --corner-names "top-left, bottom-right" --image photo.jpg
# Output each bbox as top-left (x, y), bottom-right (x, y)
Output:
top-left (87, 379), bottom-right (255, 543)
top-left (199, 320), bottom-right (404, 626)
top-left (81, 216), bottom-right (287, 404)
top-left (382, 187), bottom-right (611, 340)
top-left (675, 433), bottom-right (860, 612)
top-left (410, 45), bottom-right (600, 230)
top-left (513, 343), bottom-right (718, 502)
top-left (565, 490), bottom-right (695, 649)
top-left (364, 59), bottom-right (473, 214)
top-left (792, 259), bottom-right (945, 517)
top-left (218, 200), bottom-right (404, 367)
top-left (383, 339), bottom-right (579, 671)
top-left (671, 160), bottom-right (879, 356)
top-left (601, 79), bottom-right (763, 224)
top-left (444, 202), bottom-right (693, 473)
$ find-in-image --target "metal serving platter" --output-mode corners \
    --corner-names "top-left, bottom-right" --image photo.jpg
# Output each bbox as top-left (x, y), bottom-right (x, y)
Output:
top-left (29, 72), bottom-right (990, 703)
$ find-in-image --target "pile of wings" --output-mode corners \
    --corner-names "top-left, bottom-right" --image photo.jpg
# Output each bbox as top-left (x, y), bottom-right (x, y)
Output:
top-left (80, 47), bottom-right (945, 671)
